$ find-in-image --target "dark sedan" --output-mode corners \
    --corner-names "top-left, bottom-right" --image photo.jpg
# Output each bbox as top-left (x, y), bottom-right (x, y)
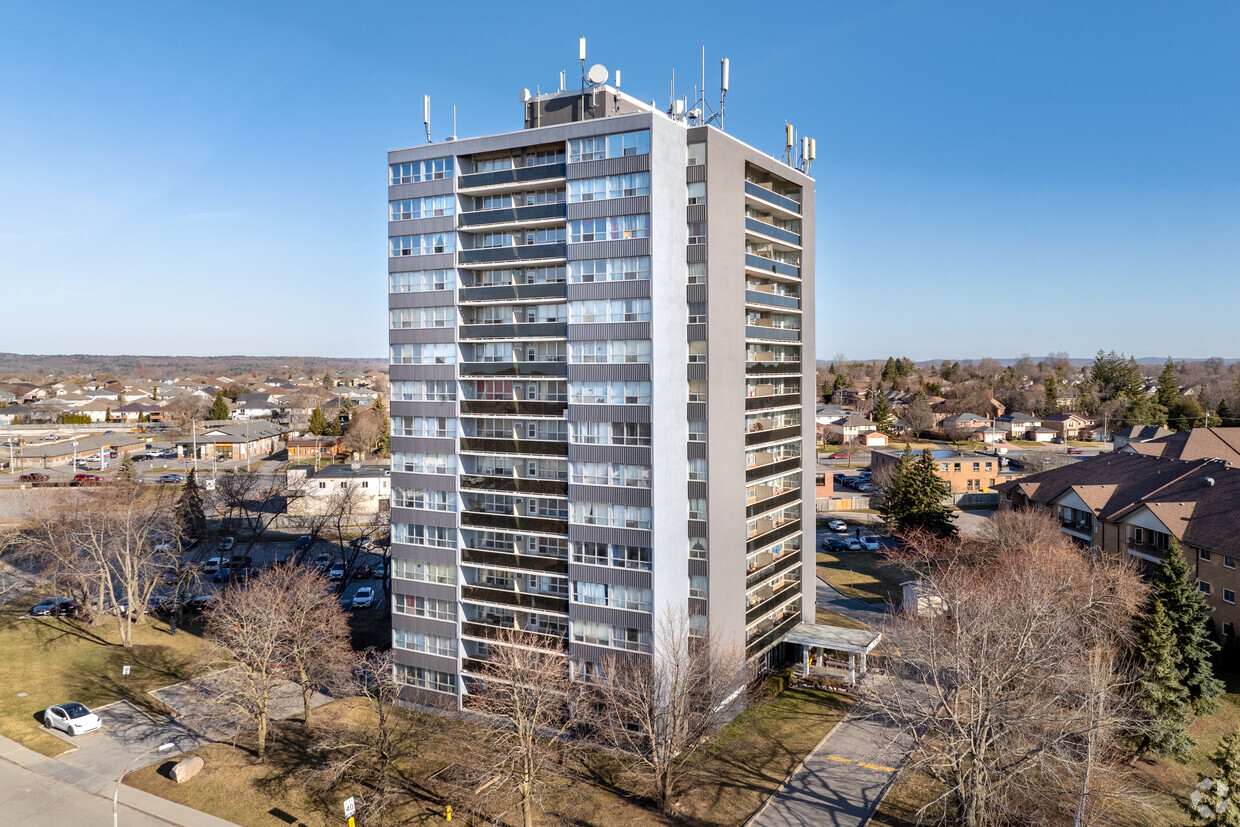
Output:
top-left (30, 597), bottom-right (80, 617)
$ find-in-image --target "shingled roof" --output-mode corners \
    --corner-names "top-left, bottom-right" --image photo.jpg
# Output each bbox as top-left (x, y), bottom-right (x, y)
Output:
top-left (1122, 427), bottom-right (1240, 466)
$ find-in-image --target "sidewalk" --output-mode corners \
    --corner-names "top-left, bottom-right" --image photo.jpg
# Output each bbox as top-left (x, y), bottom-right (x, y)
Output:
top-left (0, 733), bottom-right (239, 827)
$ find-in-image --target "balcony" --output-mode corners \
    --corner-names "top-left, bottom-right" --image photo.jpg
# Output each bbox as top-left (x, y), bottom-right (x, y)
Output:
top-left (746, 424), bottom-right (802, 447)
top-left (746, 360), bottom-right (802, 376)
top-left (745, 288), bottom-right (801, 310)
top-left (745, 253), bottom-right (799, 279)
top-left (746, 487), bottom-right (801, 518)
top-left (744, 180), bottom-right (801, 214)
top-left (746, 549), bottom-right (803, 590)
top-left (745, 581), bottom-right (802, 625)
top-left (461, 546), bottom-right (568, 574)
top-left (746, 457), bottom-right (802, 483)
top-left (459, 399), bottom-right (567, 417)
top-left (459, 242), bottom-right (567, 266)
top-left (459, 475), bottom-right (568, 497)
top-left (458, 282), bottom-right (567, 303)
top-left (460, 510), bottom-right (570, 536)
top-left (460, 620), bottom-right (568, 647)
top-left (745, 518), bottom-right (801, 554)
top-left (459, 162), bottom-right (567, 190)
top-left (745, 216), bottom-right (801, 246)
top-left (458, 322), bottom-right (567, 340)
top-left (745, 393), bottom-right (801, 412)
top-left (459, 437), bottom-right (568, 457)
top-left (458, 202), bottom-right (567, 227)
top-left (459, 361), bottom-right (568, 379)
top-left (460, 584), bottom-right (569, 614)
top-left (746, 611), bottom-right (802, 658)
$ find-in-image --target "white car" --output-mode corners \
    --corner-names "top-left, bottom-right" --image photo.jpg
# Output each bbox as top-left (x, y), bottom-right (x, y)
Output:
top-left (351, 587), bottom-right (375, 609)
top-left (44, 703), bottom-right (102, 736)
top-left (860, 536), bottom-right (881, 551)
top-left (827, 519), bottom-right (848, 533)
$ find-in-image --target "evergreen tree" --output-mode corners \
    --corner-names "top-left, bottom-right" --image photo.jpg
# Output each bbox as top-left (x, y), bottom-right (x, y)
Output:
top-left (1188, 726), bottom-right (1240, 826)
top-left (1136, 599), bottom-right (1196, 760)
top-left (207, 391), bottom-right (230, 421)
top-left (832, 372), bottom-right (848, 393)
top-left (871, 394), bottom-right (895, 435)
top-left (372, 396), bottom-right (390, 456)
top-left (174, 470), bottom-right (207, 539)
top-left (1168, 396), bottom-right (1208, 431)
top-left (1043, 377), bottom-right (1058, 415)
top-left (322, 372), bottom-right (333, 389)
top-left (326, 412), bottom-right (344, 437)
top-left (1156, 357), bottom-right (1180, 411)
top-left (1123, 394), bottom-right (1167, 428)
top-left (1219, 399), bottom-right (1235, 428)
top-left (879, 447), bottom-right (957, 538)
top-left (308, 406), bottom-right (328, 436)
top-left (117, 452), bottom-right (137, 483)
top-left (879, 446), bottom-right (916, 529)
top-left (881, 357), bottom-right (898, 384)
top-left (1142, 538), bottom-right (1225, 714)
top-left (105, 406), bottom-right (112, 422)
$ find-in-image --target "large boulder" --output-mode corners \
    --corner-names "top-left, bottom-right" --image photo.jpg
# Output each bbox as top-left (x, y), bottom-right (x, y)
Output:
top-left (170, 755), bottom-right (204, 784)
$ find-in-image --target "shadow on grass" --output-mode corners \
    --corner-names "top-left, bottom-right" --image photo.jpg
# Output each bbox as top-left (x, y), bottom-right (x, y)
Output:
top-left (63, 638), bottom-right (204, 715)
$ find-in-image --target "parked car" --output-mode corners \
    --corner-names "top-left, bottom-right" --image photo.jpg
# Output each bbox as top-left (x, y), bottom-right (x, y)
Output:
top-left (354, 564), bottom-right (374, 580)
top-left (218, 536), bottom-right (235, 552)
top-left (327, 563), bottom-right (346, 581)
top-left (72, 474), bottom-right (102, 485)
top-left (845, 539), bottom-right (865, 551)
top-left (1052, 437), bottom-right (1065, 444)
top-left (1067, 447), bottom-right (1084, 455)
top-left (40, 434), bottom-right (59, 442)
top-left (186, 594), bottom-right (218, 613)
top-left (30, 597), bottom-right (80, 617)
top-left (351, 587), bottom-right (376, 609)
top-left (372, 560), bottom-right (387, 580)
top-left (860, 536), bottom-right (881, 551)
top-left (822, 537), bottom-right (850, 552)
top-left (158, 473), bottom-right (184, 484)
top-left (43, 703), bottom-right (102, 736)
top-left (202, 557), bottom-right (229, 574)
top-left (20, 473), bottom-right (49, 484)
top-left (827, 519), bottom-right (848, 533)
top-left (826, 452), bottom-right (850, 459)
top-left (351, 535), bottom-right (374, 550)
top-left (296, 535), bottom-right (313, 551)
top-left (313, 552), bottom-right (332, 569)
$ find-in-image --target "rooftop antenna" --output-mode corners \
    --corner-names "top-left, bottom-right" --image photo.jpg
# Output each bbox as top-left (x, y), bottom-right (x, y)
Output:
top-left (579, 37), bottom-right (587, 118)
top-left (586, 62), bottom-right (608, 112)
top-left (782, 122), bottom-right (794, 165)
top-left (423, 94), bottom-right (431, 143)
top-left (806, 137), bottom-right (816, 174)
top-left (615, 69), bottom-right (621, 88)
top-left (450, 105), bottom-right (457, 141)
top-left (719, 58), bottom-right (729, 128)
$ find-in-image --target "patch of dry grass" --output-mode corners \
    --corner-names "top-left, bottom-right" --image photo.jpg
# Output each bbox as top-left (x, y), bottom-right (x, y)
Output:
top-left (817, 550), bottom-right (907, 605)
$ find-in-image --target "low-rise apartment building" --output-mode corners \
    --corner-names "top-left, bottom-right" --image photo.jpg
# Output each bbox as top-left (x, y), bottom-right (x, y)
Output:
top-left (871, 447), bottom-right (1008, 494)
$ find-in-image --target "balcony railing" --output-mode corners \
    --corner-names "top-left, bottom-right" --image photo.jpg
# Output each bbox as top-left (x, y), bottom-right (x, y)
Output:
top-left (745, 288), bottom-right (801, 310)
top-left (744, 180), bottom-right (802, 214)
top-left (459, 437), bottom-right (568, 457)
top-left (746, 325), bottom-right (800, 342)
top-left (461, 546), bottom-right (568, 574)
top-left (460, 510), bottom-right (570, 536)
top-left (746, 456), bottom-right (802, 483)
top-left (745, 487), bottom-right (802, 518)
top-left (745, 518), bottom-right (801, 554)
top-left (745, 425), bottom-right (802, 448)
top-left (460, 620), bottom-right (568, 647)
top-left (745, 253), bottom-right (800, 279)
top-left (746, 361), bottom-right (803, 376)
top-left (745, 583), bottom-right (802, 625)
top-left (459, 162), bottom-right (567, 189)
top-left (458, 282), bottom-right (567, 303)
top-left (745, 393), bottom-right (801, 412)
top-left (459, 243), bottom-right (567, 265)
top-left (458, 202), bottom-right (567, 227)
top-left (745, 611), bottom-right (802, 658)
top-left (459, 475), bottom-right (568, 497)
top-left (459, 361), bottom-right (569, 379)
top-left (460, 584), bottom-right (569, 614)
top-left (458, 322), bottom-right (567, 340)
top-left (459, 399), bottom-right (567, 417)
top-left (745, 216), bottom-right (801, 245)
top-left (746, 549), bottom-right (803, 590)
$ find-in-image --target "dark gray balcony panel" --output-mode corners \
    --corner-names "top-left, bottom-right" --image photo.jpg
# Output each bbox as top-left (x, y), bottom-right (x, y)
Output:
top-left (567, 322), bottom-right (651, 341)
top-left (460, 585), bottom-right (569, 614)
top-left (746, 550), bottom-right (803, 591)
top-left (565, 154), bottom-right (650, 179)
top-left (567, 444), bottom-right (651, 465)
top-left (457, 282), bottom-right (567, 303)
top-left (567, 363), bottom-right (651, 383)
top-left (390, 505), bottom-right (457, 529)
top-left (458, 202), bottom-right (567, 227)
top-left (568, 523), bottom-right (652, 547)
top-left (459, 243), bottom-right (567, 265)
top-left (566, 195), bottom-right (650, 221)
top-left (390, 291), bottom-right (459, 309)
top-left (685, 163), bottom-right (706, 183)
top-left (390, 215), bottom-right (455, 234)
top-left (745, 289), bottom-right (801, 310)
top-left (389, 470), bottom-right (458, 491)
top-left (458, 475), bottom-right (568, 497)
top-left (686, 204), bottom-right (707, 223)
top-left (458, 399), bottom-right (568, 417)
top-left (687, 364), bottom-right (706, 381)
top-left (568, 602), bottom-right (653, 630)
top-left (460, 511), bottom-right (569, 535)
top-left (687, 480), bottom-right (707, 499)
top-left (746, 612), bottom-right (802, 658)
top-left (390, 578), bottom-right (457, 602)
top-left (459, 361), bottom-right (568, 379)
top-left (459, 437), bottom-right (568, 457)
top-left (687, 519), bottom-right (708, 536)
top-left (566, 279), bottom-right (652, 301)
top-left (566, 563), bottom-right (651, 590)
top-left (745, 253), bottom-right (799, 279)
top-left (745, 217), bottom-right (800, 245)
top-left (568, 404), bottom-right (651, 423)
top-left (390, 251), bottom-right (454, 271)
top-left (746, 457), bottom-right (803, 483)
top-left (746, 488), bottom-right (802, 518)
top-left (688, 558), bottom-right (708, 578)
top-left (390, 435), bottom-right (455, 453)
top-left (458, 322), bottom-right (568, 340)
top-left (744, 181), bottom-right (801, 214)
top-left (686, 324), bottom-right (707, 341)
top-left (388, 178), bottom-right (455, 199)
top-left (686, 402), bottom-right (707, 419)
top-left (566, 238), bottom-right (651, 260)
top-left (745, 425), bottom-right (803, 447)
top-left (392, 649), bottom-right (460, 673)
top-left (460, 546), bottom-right (568, 574)
top-left (686, 244), bottom-right (707, 263)
top-left (568, 483), bottom-right (651, 507)
top-left (745, 325), bottom-right (800, 342)
top-left (390, 401), bottom-right (456, 418)
top-left (745, 393), bottom-right (801, 412)
top-left (745, 519), bottom-right (802, 554)
top-left (390, 327), bottom-right (456, 345)
top-left (459, 162), bottom-right (566, 189)
top-left (687, 441), bottom-right (707, 460)
top-left (391, 613), bottom-right (459, 636)
top-left (390, 363), bottom-right (455, 382)
top-left (685, 284), bottom-right (707, 303)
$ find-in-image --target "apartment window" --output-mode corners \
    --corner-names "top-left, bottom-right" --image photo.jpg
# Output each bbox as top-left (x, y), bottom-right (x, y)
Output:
top-left (389, 232), bottom-right (455, 257)
top-left (389, 157), bottom-right (454, 184)
top-left (1225, 622), bottom-right (1236, 637)
top-left (569, 215), bottom-right (651, 242)
top-left (568, 172), bottom-right (651, 201)
top-left (1200, 549), bottom-right (1213, 562)
top-left (391, 380), bottom-right (455, 402)
top-left (687, 142), bottom-right (706, 166)
top-left (1226, 557), bottom-right (1236, 570)
top-left (972, 462), bottom-right (980, 471)
top-left (687, 262), bottom-right (707, 284)
top-left (393, 558), bottom-right (456, 584)
top-left (568, 256), bottom-right (650, 282)
top-left (687, 222), bottom-right (706, 244)
top-left (611, 584), bottom-right (653, 612)
top-left (568, 129), bottom-right (650, 162)
top-left (687, 302), bottom-right (706, 324)
top-left (392, 488), bottom-right (457, 512)
top-left (574, 581), bottom-right (607, 606)
top-left (394, 629), bottom-right (457, 657)
top-left (393, 594), bottom-right (455, 622)
top-left (1200, 581), bottom-right (1212, 595)
top-left (688, 380), bottom-right (707, 403)
top-left (689, 537), bottom-right (709, 560)
top-left (389, 195), bottom-right (455, 220)
top-left (391, 452), bottom-right (456, 475)
top-left (689, 420), bottom-right (707, 442)
top-left (392, 523), bottom-right (455, 549)
top-left (1225, 589), bottom-right (1236, 605)
top-left (390, 269), bottom-right (455, 293)
top-left (569, 381), bottom-right (651, 405)
top-left (687, 182), bottom-right (706, 206)
top-left (689, 575), bottom-right (708, 599)
top-left (688, 457), bottom-right (707, 481)
top-left (569, 298), bottom-right (652, 324)
top-left (689, 498), bottom-right (707, 521)
top-left (390, 306), bottom-right (455, 329)
top-left (689, 341), bottom-right (707, 364)
top-left (569, 340), bottom-right (651, 364)
top-left (571, 502), bottom-right (652, 530)
top-left (1131, 528), bottom-right (1143, 544)
top-left (390, 343), bottom-right (455, 365)
top-left (395, 664), bottom-right (456, 694)
top-left (571, 462), bottom-right (651, 488)
top-left (953, 463), bottom-right (961, 472)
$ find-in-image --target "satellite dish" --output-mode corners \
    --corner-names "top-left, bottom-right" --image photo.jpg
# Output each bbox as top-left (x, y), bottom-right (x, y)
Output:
top-left (587, 64), bottom-right (608, 85)
top-left (519, 88), bottom-right (531, 103)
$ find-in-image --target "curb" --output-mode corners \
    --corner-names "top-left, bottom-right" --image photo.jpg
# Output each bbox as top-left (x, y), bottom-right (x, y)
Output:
top-left (744, 706), bottom-right (855, 826)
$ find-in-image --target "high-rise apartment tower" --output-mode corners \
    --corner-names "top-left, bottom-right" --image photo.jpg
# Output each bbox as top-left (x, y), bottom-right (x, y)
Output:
top-left (387, 78), bottom-right (814, 706)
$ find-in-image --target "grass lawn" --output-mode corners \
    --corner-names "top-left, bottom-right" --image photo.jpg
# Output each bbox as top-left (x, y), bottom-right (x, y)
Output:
top-left (817, 550), bottom-right (907, 606)
top-left (128, 684), bottom-right (853, 827)
top-left (0, 593), bottom-right (208, 757)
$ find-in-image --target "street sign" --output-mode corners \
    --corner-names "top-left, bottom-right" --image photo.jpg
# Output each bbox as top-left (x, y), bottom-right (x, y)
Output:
top-left (122, 665), bottom-right (131, 676)
top-left (343, 797), bottom-right (355, 818)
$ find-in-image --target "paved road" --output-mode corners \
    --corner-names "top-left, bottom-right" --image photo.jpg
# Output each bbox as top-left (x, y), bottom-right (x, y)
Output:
top-left (0, 755), bottom-right (173, 827)
top-left (749, 710), bottom-right (912, 827)
top-left (816, 577), bottom-right (889, 624)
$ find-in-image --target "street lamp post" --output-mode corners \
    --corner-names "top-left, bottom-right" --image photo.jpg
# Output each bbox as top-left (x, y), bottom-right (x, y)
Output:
top-left (71, 440), bottom-right (79, 476)
top-left (114, 742), bottom-right (175, 827)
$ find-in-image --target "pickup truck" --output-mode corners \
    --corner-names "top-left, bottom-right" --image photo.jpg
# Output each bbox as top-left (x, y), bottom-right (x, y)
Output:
top-left (20, 473), bottom-right (49, 484)
top-left (72, 474), bottom-right (103, 486)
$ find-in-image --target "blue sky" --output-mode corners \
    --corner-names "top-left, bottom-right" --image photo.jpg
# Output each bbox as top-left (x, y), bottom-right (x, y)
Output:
top-left (1, 1), bottom-right (1236, 362)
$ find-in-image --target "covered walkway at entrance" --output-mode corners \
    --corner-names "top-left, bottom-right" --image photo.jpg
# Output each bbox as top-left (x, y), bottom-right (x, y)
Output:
top-left (785, 623), bottom-right (881, 686)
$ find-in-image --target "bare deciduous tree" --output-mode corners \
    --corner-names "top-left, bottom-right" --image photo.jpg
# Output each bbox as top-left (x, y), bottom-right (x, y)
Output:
top-left (211, 471), bottom-right (307, 562)
top-left (868, 511), bottom-right (1147, 827)
top-left (342, 407), bottom-right (383, 459)
top-left (267, 564), bottom-right (352, 725)
top-left (593, 608), bottom-right (744, 815)
top-left (468, 629), bottom-right (580, 827)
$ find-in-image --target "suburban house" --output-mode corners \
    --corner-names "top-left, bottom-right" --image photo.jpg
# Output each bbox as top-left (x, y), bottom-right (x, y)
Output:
top-left (828, 414), bottom-right (878, 444)
top-left (857, 430), bottom-right (889, 447)
top-left (1041, 413), bottom-right (1095, 440)
top-left (871, 447), bottom-right (1011, 495)
top-left (1112, 425), bottom-right (1174, 451)
top-left (287, 434), bottom-right (350, 462)
top-left (1027, 426), bottom-right (1056, 443)
top-left (973, 427), bottom-right (1007, 444)
top-left (285, 464), bottom-right (391, 521)
top-left (112, 402), bottom-right (165, 422)
top-left (1119, 427), bottom-right (1240, 465)
top-left (940, 413), bottom-right (992, 436)
top-left (994, 448), bottom-right (1240, 636)
top-left (230, 393), bottom-right (280, 421)
top-left (996, 412), bottom-right (1042, 439)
